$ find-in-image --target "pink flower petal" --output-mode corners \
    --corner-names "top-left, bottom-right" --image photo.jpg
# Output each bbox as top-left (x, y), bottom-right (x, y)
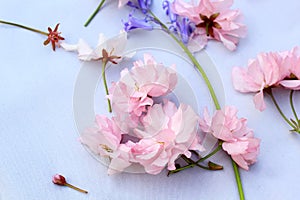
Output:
top-left (279, 80), bottom-right (300, 90)
top-left (187, 30), bottom-right (208, 53)
top-left (253, 91), bottom-right (266, 111)
top-left (171, 0), bottom-right (202, 23)
top-left (222, 141), bottom-right (249, 155)
top-left (231, 155), bottom-right (249, 170)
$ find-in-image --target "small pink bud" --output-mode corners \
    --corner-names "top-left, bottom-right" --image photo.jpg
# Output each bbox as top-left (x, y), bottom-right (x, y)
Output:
top-left (52, 174), bottom-right (88, 194)
top-left (52, 174), bottom-right (66, 185)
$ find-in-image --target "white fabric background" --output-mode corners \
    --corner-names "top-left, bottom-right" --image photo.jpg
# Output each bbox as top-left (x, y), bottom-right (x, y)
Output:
top-left (0, 0), bottom-right (300, 199)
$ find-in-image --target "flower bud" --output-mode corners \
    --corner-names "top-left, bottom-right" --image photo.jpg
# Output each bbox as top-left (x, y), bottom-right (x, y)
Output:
top-left (52, 174), bottom-right (66, 186)
top-left (208, 161), bottom-right (223, 170)
top-left (52, 174), bottom-right (88, 194)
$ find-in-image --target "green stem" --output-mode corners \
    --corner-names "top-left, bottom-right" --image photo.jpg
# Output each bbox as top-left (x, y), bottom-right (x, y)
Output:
top-left (196, 142), bottom-right (222, 163)
top-left (181, 155), bottom-right (211, 170)
top-left (0, 20), bottom-right (48, 35)
top-left (84, 0), bottom-right (106, 27)
top-left (168, 164), bottom-right (194, 176)
top-left (102, 61), bottom-right (112, 112)
top-left (170, 34), bottom-right (220, 110)
top-left (290, 90), bottom-right (299, 125)
top-left (232, 160), bottom-right (245, 200)
top-left (64, 183), bottom-right (88, 194)
top-left (268, 89), bottom-right (296, 129)
top-left (170, 143), bottom-right (223, 175)
top-left (289, 90), bottom-right (300, 133)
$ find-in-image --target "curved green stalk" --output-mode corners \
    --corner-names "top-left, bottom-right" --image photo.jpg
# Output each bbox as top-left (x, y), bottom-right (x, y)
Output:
top-left (181, 155), bottom-right (211, 170)
top-left (289, 90), bottom-right (300, 133)
top-left (0, 20), bottom-right (48, 35)
top-left (290, 90), bottom-right (299, 125)
top-left (197, 142), bottom-right (222, 163)
top-left (102, 61), bottom-right (112, 112)
top-left (268, 89), bottom-right (296, 129)
top-left (169, 144), bottom-right (223, 175)
top-left (168, 33), bottom-right (221, 110)
top-left (84, 0), bottom-right (106, 27)
top-left (167, 164), bottom-right (194, 176)
top-left (232, 160), bottom-right (245, 200)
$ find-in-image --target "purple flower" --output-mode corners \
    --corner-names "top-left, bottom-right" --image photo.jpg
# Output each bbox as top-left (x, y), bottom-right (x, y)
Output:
top-left (123, 13), bottom-right (153, 31)
top-left (127, 0), bottom-right (152, 13)
top-left (172, 17), bottom-right (194, 44)
top-left (163, 1), bottom-right (194, 44)
top-left (163, 0), bottom-right (177, 23)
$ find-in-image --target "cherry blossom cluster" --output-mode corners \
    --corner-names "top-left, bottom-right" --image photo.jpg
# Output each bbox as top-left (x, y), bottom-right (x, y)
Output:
top-left (80, 54), bottom-right (205, 175)
top-left (80, 53), bottom-right (260, 175)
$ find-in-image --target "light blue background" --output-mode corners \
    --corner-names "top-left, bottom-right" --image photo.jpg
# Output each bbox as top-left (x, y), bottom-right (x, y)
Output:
top-left (1, 0), bottom-right (300, 199)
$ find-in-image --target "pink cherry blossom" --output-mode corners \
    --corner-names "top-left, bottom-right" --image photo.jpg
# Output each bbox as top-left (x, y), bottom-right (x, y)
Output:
top-left (171, 0), bottom-right (246, 51)
top-left (80, 115), bottom-right (133, 174)
top-left (80, 115), bottom-right (123, 157)
top-left (168, 103), bottom-right (205, 168)
top-left (223, 137), bottom-right (260, 170)
top-left (129, 139), bottom-right (168, 174)
top-left (133, 100), bottom-right (205, 173)
top-left (108, 54), bottom-right (177, 129)
top-left (109, 75), bottom-right (154, 117)
top-left (107, 143), bottom-right (132, 175)
top-left (131, 54), bottom-right (177, 97)
top-left (108, 70), bottom-right (154, 133)
top-left (232, 52), bottom-right (287, 111)
top-left (199, 106), bottom-right (260, 170)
